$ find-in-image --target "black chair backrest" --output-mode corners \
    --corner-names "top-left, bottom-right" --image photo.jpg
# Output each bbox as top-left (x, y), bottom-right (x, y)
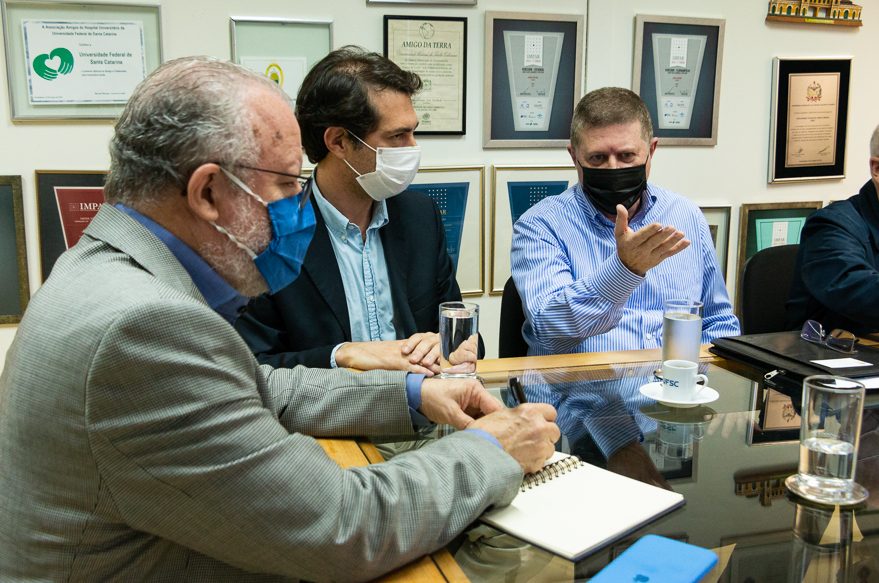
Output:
top-left (740, 244), bottom-right (800, 335)
top-left (499, 276), bottom-right (529, 358)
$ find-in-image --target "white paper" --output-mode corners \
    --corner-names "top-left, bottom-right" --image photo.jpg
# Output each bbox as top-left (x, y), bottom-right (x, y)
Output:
top-left (771, 221), bottom-right (790, 246)
top-left (22, 20), bottom-right (147, 105)
top-left (810, 358), bottom-right (872, 369)
top-left (859, 376), bottom-right (879, 389)
top-left (523, 35), bottom-right (543, 67)
top-left (669, 37), bottom-right (688, 68)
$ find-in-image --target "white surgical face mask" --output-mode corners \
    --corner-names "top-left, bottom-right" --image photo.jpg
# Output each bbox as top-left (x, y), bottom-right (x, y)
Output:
top-left (344, 131), bottom-right (421, 201)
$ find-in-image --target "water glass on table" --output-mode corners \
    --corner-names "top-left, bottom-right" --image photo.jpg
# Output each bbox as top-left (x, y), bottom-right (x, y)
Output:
top-left (785, 375), bottom-right (869, 505)
top-left (662, 299), bottom-right (703, 364)
top-left (438, 301), bottom-right (478, 378)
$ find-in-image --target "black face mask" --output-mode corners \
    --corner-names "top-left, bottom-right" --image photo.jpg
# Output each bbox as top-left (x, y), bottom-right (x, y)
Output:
top-left (579, 162), bottom-right (647, 215)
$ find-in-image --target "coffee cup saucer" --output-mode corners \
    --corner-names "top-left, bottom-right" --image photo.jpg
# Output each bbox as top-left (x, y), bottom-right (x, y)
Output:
top-left (638, 381), bottom-right (719, 408)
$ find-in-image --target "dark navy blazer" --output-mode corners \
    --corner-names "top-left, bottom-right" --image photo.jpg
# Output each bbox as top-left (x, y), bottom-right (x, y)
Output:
top-left (234, 187), bottom-right (474, 368)
top-left (786, 180), bottom-right (879, 335)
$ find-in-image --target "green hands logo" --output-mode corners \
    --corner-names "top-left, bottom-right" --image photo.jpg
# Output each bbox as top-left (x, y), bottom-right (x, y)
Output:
top-left (33, 47), bottom-right (74, 81)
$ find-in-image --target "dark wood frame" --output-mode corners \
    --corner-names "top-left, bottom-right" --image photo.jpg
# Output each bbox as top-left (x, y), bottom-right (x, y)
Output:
top-left (0, 175), bottom-right (30, 324)
top-left (35, 170), bottom-right (107, 281)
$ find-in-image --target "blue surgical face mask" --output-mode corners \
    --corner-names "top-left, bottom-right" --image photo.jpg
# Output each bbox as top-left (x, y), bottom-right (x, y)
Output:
top-left (214, 167), bottom-right (316, 295)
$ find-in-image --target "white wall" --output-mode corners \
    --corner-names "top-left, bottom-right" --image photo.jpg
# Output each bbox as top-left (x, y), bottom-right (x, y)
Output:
top-left (2, 0), bottom-right (878, 367)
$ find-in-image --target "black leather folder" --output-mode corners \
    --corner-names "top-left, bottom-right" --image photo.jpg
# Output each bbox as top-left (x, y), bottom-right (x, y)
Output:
top-left (710, 331), bottom-right (879, 383)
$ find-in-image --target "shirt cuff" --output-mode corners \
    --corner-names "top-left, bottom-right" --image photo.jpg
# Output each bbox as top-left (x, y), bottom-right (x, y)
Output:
top-left (592, 253), bottom-right (644, 304)
top-left (329, 342), bottom-right (347, 369)
top-left (463, 428), bottom-right (502, 449)
top-left (405, 373), bottom-right (431, 427)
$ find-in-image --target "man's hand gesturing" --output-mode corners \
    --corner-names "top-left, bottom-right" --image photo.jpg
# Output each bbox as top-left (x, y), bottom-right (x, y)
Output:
top-left (614, 204), bottom-right (689, 276)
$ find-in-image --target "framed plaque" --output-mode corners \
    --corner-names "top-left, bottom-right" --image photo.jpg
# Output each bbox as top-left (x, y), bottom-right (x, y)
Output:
top-left (490, 165), bottom-right (576, 294)
top-left (2, 1), bottom-right (162, 121)
top-left (384, 15), bottom-right (466, 135)
top-left (768, 57), bottom-right (851, 183)
top-left (633, 15), bottom-right (725, 146)
top-left (409, 166), bottom-right (484, 296)
top-left (699, 205), bottom-right (731, 280)
top-left (484, 11), bottom-right (584, 148)
top-left (35, 170), bottom-right (107, 281)
top-left (735, 201), bottom-right (822, 306)
top-left (0, 176), bottom-right (30, 323)
top-left (230, 17), bottom-right (332, 106)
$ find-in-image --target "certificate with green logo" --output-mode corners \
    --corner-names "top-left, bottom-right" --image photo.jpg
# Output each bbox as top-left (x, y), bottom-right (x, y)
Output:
top-left (22, 19), bottom-right (147, 105)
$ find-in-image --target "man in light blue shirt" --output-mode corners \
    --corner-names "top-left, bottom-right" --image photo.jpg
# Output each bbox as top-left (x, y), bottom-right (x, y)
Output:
top-left (236, 47), bottom-right (479, 374)
top-left (511, 87), bottom-right (739, 356)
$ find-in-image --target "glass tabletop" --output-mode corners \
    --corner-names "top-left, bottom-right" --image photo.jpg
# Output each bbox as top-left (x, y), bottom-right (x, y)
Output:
top-left (375, 358), bottom-right (879, 582)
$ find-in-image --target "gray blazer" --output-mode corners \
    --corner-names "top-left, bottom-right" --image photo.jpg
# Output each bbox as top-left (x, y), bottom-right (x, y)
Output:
top-left (0, 205), bottom-right (521, 582)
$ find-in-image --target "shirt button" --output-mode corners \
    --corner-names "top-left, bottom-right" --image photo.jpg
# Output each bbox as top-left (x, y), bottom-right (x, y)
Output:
top-left (645, 333), bottom-right (653, 340)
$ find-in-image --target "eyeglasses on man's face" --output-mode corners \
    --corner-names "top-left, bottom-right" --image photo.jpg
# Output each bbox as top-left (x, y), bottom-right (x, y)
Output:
top-left (800, 320), bottom-right (859, 354)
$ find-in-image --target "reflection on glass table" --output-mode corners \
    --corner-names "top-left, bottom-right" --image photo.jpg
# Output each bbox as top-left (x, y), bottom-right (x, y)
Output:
top-left (371, 359), bottom-right (879, 582)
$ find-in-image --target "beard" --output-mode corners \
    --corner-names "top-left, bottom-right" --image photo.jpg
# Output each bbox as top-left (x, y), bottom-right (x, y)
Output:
top-left (199, 203), bottom-right (273, 298)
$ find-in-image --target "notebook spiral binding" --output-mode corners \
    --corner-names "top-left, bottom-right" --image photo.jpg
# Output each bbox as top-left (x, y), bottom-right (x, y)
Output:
top-left (521, 455), bottom-right (585, 492)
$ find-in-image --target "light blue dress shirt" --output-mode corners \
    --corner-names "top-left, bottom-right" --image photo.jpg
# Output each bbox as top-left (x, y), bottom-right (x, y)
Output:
top-left (511, 182), bottom-right (740, 356)
top-left (312, 180), bottom-right (397, 343)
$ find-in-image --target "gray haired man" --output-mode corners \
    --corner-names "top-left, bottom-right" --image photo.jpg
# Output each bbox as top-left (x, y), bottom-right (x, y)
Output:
top-left (0, 56), bottom-right (558, 581)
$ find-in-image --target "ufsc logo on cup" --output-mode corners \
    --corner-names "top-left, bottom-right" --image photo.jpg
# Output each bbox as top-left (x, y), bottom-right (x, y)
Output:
top-left (661, 378), bottom-right (681, 389)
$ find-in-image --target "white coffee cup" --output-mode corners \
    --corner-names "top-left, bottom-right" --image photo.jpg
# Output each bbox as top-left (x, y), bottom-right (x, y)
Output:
top-left (661, 360), bottom-right (708, 401)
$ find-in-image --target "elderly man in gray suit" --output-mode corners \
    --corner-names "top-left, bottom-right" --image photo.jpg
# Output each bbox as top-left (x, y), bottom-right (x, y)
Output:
top-left (0, 57), bottom-right (559, 581)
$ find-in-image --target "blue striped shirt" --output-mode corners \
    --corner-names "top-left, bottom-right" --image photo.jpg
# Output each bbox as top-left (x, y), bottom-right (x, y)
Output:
top-left (311, 179), bottom-right (396, 343)
top-left (511, 182), bottom-right (740, 355)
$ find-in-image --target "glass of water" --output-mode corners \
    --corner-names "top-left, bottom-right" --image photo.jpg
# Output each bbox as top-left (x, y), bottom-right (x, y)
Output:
top-left (661, 299), bottom-right (703, 364)
top-left (785, 375), bottom-right (868, 505)
top-left (438, 301), bottom-right (479, 378)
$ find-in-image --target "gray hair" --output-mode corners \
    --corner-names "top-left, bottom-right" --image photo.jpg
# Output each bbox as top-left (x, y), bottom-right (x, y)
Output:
top-left (871, 124), bottom-right (879, 158)
top-left (570, 87), bottom-right (653, 149)
top-left (104, 56), bottom-right (288, 205)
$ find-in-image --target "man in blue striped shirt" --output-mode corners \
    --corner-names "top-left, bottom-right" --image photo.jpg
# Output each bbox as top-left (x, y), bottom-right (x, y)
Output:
top-left (511, 87), bottom-right (740, 356)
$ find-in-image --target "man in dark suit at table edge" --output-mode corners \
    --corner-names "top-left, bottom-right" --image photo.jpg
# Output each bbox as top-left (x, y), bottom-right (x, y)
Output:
top-left (235, 46), bottom-right (480, 375)
top-left (787, 123), bottom-right (879, 336)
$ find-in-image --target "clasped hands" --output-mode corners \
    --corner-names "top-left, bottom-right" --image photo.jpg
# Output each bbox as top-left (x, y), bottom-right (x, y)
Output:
top-left (613, 204), bottom-right (690, 276)
top-left (335, 332), bottom-right (477, 376)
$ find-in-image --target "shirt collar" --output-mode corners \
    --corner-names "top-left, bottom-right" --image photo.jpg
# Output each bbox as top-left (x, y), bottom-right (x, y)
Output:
top-left (311, 167), bottom-right (390, 237)
top-left (574, 182), bottom-right (657, 226)
top-left (114, 203), bottom-right (249, 324)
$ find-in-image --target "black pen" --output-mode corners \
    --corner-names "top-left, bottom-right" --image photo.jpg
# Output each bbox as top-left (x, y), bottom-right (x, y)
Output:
top-left (509, 376), bottom-right (528, 405)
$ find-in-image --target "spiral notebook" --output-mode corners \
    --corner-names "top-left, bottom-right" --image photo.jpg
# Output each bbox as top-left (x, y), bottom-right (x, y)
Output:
top-left (480, 452), bottom-right (685, 561)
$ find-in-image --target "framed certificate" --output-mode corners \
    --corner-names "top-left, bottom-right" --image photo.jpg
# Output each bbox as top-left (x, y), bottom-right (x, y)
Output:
top-left (0, 176), bottom-right (30, 323)
top-left (2, 1), bottom-right (162, 120)
top-left (633, 15), bottom-right (725, 146)
top-left (384, 15), bottom-right (467, 135)
top-left (35, 170), bottom-right (107, 281)
top-left (230, 17), bottom-right (332, 106)
top-left (409, 166), bottom-right (484, 296)
top-left (699, 205), bottom-right (731, 280)
top-left (484, 11), bottom-right (584, 148)
top-left (768, 57), bottom-right (852, 183)
top-left (735, 201), bottom-right (822, 305)
top-left (490, 165), bottom-right (576, 294)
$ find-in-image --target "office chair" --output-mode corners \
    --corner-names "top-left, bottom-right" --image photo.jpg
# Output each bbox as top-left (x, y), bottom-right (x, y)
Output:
top-left (739, 244), bottom-right (800, 335)
top-left (498, 276), bottom-right (529, 358)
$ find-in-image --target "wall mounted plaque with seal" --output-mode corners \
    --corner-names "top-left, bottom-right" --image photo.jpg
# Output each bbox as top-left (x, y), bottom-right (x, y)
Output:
top-left (768, 57), bottom-right (852, 183)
